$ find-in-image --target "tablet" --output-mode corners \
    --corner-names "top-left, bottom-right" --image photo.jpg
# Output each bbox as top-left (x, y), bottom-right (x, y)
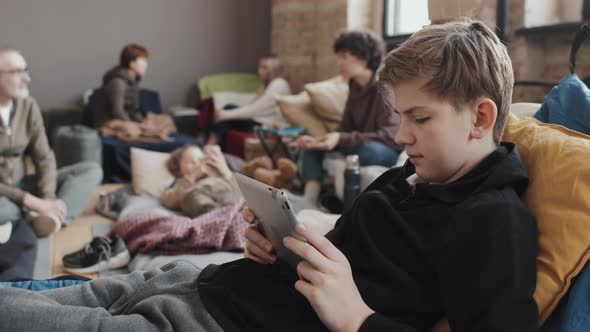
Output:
top-left (234, 172), bottom-right (305, 268)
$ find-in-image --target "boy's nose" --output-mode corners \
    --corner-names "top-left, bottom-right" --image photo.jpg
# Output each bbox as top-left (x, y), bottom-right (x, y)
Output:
top-left (394, 122), bottom-right (414, 146)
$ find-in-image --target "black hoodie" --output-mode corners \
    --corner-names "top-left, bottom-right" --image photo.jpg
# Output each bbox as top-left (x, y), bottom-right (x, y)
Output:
top-left (93, 65), bottom-right (144, 128)
top-left (198, 143), bottom-right (539, 332)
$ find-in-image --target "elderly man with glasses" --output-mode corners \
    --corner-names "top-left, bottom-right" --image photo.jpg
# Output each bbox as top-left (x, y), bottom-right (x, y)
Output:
top-left (0, 48), bottom-right (102, 248)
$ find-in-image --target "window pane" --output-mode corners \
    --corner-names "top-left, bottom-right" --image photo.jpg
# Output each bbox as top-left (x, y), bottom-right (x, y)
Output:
top-left (525, 0), bottom-right (583, 27)
top-left (398, 0), bottom-right (430, 34)
top-left (386, 0), bottom-right (430, 36)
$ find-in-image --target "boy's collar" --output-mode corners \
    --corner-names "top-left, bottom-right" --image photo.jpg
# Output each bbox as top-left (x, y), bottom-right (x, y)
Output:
top-left (398, 143), bottom-right (526, 204)
top-left (405, 173), bottom-right (425, 187)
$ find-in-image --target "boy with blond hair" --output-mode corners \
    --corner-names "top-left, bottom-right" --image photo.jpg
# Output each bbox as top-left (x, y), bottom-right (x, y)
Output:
top-left (0, 19), bottom-right (537, 332)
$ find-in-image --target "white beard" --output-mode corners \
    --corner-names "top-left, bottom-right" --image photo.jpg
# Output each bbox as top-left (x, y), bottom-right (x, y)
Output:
top-left (12, 87), bottom-right (29, 99)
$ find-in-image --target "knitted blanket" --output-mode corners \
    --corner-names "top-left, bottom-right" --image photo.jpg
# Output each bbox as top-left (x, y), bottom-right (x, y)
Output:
top-left (110, 199), bottom-right (247, 255)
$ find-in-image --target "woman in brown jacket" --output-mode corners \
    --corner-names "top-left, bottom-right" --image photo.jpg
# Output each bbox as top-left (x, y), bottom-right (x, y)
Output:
top-left (93, 44), bottom-right (149, 128)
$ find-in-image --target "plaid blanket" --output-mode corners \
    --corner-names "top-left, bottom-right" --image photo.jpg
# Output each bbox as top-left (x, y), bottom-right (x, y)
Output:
top-left (110, 199), bottom-right (247, 255)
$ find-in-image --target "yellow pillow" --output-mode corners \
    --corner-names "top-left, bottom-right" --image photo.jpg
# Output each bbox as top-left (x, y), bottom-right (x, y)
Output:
top-left (276, 92), bottom-right (328, 138)
top-left (503, 113), bottom-right (590, 324)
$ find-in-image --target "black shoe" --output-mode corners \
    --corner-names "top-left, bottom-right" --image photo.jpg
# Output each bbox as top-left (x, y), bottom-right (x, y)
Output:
top-left (62, 235), bottom-right (130, 274)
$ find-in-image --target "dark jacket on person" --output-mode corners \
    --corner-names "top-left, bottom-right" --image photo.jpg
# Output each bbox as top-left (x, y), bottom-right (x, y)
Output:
top-left (197, 143), bottom-right (539, 332)
top-left (337, 75), bottom-right (403, 152)
top-left (93, 66), bottom-right (144, 128)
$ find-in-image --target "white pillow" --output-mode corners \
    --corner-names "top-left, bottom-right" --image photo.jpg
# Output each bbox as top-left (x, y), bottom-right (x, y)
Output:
top-left (131, 148), bottom-right (175, 197)
top-left (213, 91), bottom-right (257, 109)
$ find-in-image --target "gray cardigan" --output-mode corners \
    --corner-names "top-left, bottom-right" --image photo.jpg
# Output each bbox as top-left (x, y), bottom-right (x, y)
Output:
top-left (0, 97), bottom-right (57, 204)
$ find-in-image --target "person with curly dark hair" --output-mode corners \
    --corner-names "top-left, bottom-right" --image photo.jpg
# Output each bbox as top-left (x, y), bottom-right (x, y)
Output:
top-left (292, 30), bottom-right (403, 206)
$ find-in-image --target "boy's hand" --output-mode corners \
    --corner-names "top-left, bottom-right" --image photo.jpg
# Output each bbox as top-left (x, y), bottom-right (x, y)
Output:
top-left (284, 223), bottom-right (374, 332)
top-left (241, 208), bottom-right (277, 264)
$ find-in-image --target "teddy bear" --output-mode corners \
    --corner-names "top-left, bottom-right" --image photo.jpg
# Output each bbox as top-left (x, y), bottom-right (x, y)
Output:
top-left (243, 156), bottom-right (273, 176)
top-left (243, 156), bottom-right (299, 190)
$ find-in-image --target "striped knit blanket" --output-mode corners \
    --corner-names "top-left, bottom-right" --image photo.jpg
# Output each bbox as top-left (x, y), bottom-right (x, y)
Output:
top-left (110, 199), bottom-right (247, 255)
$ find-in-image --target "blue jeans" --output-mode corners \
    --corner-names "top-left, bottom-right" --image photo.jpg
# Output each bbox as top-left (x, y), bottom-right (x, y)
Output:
top-left (299, 141), bottom-right (399, 184)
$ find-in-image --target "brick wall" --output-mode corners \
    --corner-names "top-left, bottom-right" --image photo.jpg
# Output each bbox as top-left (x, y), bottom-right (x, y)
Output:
top-left (271, 0), bottom-right (347, 92)
top-left (271, 0), bottom-right (590, 102)
top-left (425, 0), bottom-right (590, 103)
top-left (509, 0), bottom-right (590, 103)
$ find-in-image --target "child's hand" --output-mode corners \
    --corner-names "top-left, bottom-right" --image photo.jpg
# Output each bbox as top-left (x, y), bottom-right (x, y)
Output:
top-left (241, 208), bottom-right (277, 264)
top-left (203, 145), bottom-right (232, 180)
top-left (283, 223), bottom-right (374, 332)
top-left (175, 178), bottom-right (194, 198)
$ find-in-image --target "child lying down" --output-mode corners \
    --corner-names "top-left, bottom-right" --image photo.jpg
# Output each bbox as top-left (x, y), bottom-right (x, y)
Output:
top-left (161, 144), bottom-right (241, 218)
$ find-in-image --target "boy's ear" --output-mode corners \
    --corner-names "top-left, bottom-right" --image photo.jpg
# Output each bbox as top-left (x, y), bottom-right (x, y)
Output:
top-left (470, 97), bottom-right (497, 140)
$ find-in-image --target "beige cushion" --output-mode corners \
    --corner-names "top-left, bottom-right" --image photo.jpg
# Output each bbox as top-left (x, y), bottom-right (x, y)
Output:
top-left (321, 115), bottom-right (342, 132)
top-left (304, 76), bottom-right (348, 124)
top-left (276, 92), bottom-right (328, 138)
top-left (130, 148), bottom-right (175, 197)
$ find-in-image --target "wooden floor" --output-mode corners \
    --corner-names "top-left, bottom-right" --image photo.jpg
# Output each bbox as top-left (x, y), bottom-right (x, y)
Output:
top-left (51, 184), bottom-right (122, 279)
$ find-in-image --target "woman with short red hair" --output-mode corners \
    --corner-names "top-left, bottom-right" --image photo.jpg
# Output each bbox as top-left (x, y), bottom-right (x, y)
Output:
top-left (93, 44), bottom-right (149, 128)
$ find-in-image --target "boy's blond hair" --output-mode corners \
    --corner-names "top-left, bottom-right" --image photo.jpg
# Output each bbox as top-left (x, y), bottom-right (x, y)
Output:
top-left (379, 19), bottom-right (513, 143)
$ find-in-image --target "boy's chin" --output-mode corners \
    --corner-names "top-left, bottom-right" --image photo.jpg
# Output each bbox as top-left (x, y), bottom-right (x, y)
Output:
top-left (414, 169), bottom-right (440, 184)
top-left (413, 168), bottom-right (428, 180)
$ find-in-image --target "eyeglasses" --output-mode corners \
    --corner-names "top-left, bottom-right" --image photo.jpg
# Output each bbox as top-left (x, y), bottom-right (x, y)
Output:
top-left (0, 67), bottom-right (29, 76)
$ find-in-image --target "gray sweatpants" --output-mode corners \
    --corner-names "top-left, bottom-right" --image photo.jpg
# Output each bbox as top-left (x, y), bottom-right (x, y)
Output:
top-left (0, 261), bottom-right (223, 332)
top-left (0, 161), bottom-right (103, 225)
